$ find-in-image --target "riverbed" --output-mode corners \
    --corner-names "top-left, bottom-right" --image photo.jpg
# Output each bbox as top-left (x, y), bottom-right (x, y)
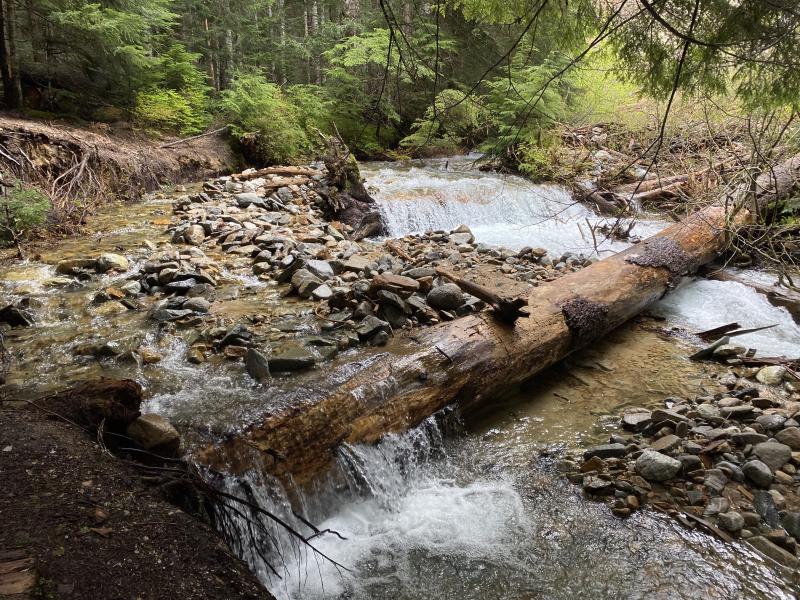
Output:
top-left (1, 156), bottom-right (799, 599)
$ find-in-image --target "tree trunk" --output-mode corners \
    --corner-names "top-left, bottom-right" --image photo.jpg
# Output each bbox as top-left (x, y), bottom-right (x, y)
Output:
top-left (197, 155), bottom-right (800, 485)
top-left (0, 0), bottom-right (22, 109)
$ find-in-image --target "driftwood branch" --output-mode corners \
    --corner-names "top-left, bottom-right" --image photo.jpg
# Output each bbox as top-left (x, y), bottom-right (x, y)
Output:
top-left (435, 267), bottom-right (529, 323)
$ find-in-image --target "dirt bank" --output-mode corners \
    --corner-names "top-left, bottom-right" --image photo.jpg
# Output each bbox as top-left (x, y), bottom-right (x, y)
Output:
top-left (0, 402), bottom-right (273, 599)
top-left (0, 114), bottom-right (239, 240)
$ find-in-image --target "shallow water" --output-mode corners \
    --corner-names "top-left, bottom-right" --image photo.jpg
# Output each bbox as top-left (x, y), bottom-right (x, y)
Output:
top-left (1, 159), bottom-right (798, 599)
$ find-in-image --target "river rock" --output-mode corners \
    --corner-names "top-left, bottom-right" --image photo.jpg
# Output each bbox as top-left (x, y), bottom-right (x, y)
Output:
top-left (151, 307), bottom-right (194, 322)
top-left (370, 273), bottom-right (420, 296)
top-left (583, 443), bottom-right (627, 460)
top-left (635, 450), bottom-right (681, 482)
top-left (754, 441), bottom-right (792, 471)
top-left (718, 511), bottom-right (745, 532)
top-left (184, 224), bottom-right (205, 245)
top-left (650, 408), bottom-right (688, 425)
top-left (183, 297), bottom-right (211, 313)
top-left (756, 365), bottom-right (787, 385)
top-left (245, 348), bottom-right (271, 382)
top-left (235, 192), bottom-right (267, 208)
top-left (650, 434), bottom-right (681, 453)
top-left (55, 257), bottom-right (97, 275)
top-left (782, 512), bottom-right (800, 541)
top-left (342, 255), bottom-right (371, 273)
top-left (291, 269), bottom-right (323, 298)
top-left (304, 259), bottom-right (334, 280)
top-left (356, 315), bottom-right (391, 340)
top-left (775, 426), bottom-right (800, 450)
top-left (126, 414), bottom-right (180, 456)
top-left (755, 413), bottom-right (786, 432)
top-left (753, 490), bottom-right (782, 528)
top-left (748, 536), bottom-right (799, 569)
top-left (427, 283), bottom-right (465, 311)
top-left (622, 411), bottom-right (651, 431)
top-left (268, 345), bottom-right (316, 372)
top-left (731, 431), bottom-right (768, 446)
top-left (582, 475), bottom-right (614, 495)
top-left (311, 284), bottom-right (333, 301)
top-left (696, 403), bottom-right (721, 421)
top-left (96, 253), bottom-right (129, 273)
top-left (742, 459), bottom-right (774, 488)
top-left (0, 304), bottom-right (33, 327)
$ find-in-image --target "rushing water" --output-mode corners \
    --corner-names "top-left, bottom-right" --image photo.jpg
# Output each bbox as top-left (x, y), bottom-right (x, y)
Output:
top-left (2, 157), bottom-right (799, 598)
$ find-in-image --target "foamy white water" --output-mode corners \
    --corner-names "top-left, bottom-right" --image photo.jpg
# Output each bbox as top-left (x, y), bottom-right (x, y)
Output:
top-left (363, 156), bottom-right (665, 256)
top-left (655, 278), bottom-right (800, 357)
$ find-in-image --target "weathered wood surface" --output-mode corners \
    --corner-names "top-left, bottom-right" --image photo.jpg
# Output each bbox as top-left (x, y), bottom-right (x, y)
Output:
top-left (197, 155), bottom-right (800, 484)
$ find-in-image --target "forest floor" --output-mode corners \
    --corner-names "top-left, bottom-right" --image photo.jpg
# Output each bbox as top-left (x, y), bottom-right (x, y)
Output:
top-left (0, 403), bottom-right (273, 600)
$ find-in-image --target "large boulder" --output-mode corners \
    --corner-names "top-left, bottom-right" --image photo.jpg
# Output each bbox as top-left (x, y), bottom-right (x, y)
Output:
top-left (634, 450), bottom-right (681, 482)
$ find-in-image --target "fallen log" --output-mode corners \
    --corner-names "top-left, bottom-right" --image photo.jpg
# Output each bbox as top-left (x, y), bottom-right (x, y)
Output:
top-left (197, 154), bottom-right (800, 485)
top-left (234, 165), bottom-right (321, 181)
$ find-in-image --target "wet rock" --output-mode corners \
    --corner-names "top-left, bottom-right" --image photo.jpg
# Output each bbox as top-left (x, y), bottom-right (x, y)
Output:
top-left (138, 348), bottom-right (162, 364)
top-left (742, 460), bottom-right (774, 488)
top-left (754, 490), bottom-right (782, 529)
top-left (268, 345), bottom-right (316, 372)
top-left (583, 443), bottom-right (627, 460)
top-left (782, 512), bottom-right (800, 541)
top-left (583, 475), bottom-right (614, 496)
top-left (370, 330), bottom-right (390, 346)
top-left (183, 297), bottom-right (211, 313)
top-left (184, 224), bottom-right (205, 245)
top-left (0, 304), bottom-right (33, 327)
top-left (718, 511), bottom-right (745, 532)
top-left (622, 410), bottom-right (651, 431)
top-left (245, 348), bottom-right (271, 382)
top-left (635, 450), bottom-right (681, 482)
top-left (754, 441), bottom-right (792, 472)
top-left (755, 366), bottom-right (787, 385)
top-left (426, 283), bottom-right (465, 311)
top-left (55, 257), bottom-right (97, 275)
top-left (356, 315), bottom-right (391, 340)
top-left (775, 426), bottom-right (800, 450)
top-left (96, 253), bottom-right (129, 273)
top-left (650, 408), bottom-right (688, 425)
top-left (126, 414), bottom-right (180, 456)
top-left (151, 306), bottom-right (194, 322)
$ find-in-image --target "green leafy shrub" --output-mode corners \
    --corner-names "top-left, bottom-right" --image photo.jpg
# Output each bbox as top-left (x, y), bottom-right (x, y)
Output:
top-left (220, 74), bottom-right (315, 165)
top-left (0, 182), bottom-right (52, 244)
top-left (401, 89), bottom-right (486, 155)
top-left (134, 44), bottom-right (211, 135)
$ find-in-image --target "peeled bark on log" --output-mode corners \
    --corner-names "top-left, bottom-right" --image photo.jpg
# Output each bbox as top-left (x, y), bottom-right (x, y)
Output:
top-left (197, 154), bottom-right (800, 485)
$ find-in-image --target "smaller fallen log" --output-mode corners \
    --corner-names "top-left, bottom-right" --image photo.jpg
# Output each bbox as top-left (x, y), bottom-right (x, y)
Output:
top-left (435, 268), bottom-right (529, 323)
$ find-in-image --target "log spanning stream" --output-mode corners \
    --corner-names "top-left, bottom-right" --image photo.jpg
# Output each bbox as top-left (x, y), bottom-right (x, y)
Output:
top-left (2, 156), bottom-right (799, 598)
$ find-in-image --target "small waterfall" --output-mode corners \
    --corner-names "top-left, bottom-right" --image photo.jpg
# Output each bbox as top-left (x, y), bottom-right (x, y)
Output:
top-left (362, 158), bottom-right (666, 256)
top-left (210, 410), bottom-right (528, 599)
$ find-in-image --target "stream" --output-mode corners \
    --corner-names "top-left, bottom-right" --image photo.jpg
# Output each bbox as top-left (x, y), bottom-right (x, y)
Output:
top-left (2, 156), bottom-right (799, 598)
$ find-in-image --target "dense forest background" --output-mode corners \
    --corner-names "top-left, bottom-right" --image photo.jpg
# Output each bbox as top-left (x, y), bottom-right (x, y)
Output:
top-left (0, 1), bottom-right (798, 172)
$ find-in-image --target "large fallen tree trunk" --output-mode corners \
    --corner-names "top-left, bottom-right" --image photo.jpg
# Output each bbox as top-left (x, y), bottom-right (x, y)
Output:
top-left (197, 154), bottom-right (800, 485)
